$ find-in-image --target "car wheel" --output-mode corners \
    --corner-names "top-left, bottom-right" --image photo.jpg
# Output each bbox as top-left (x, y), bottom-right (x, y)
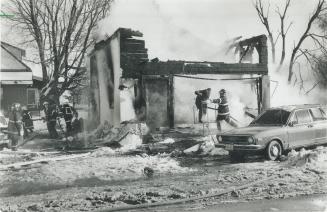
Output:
top-left (229, 151), bottom-right (245, 163)
top-left (266, 140), bottom-right (282, 161)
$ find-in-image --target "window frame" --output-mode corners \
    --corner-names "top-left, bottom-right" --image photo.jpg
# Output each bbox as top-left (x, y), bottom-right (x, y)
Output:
top-left (291, 109), bottom-right (313, 125)
top-left (26, 88), bottom-right (38, 107)
top-left (309, 107), bottom-right (327, 122)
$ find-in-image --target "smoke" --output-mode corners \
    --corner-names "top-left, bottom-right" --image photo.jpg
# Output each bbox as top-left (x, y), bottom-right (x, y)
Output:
top-left (144, 80), bottom-right (169, 130)
top-left (174, 75), bottom-right (256, 126)
top-left (120, 90), bottom-right (136, 122)
top-left (269, 63), bottom-right (327, 107)
top-left (96, 0), bottom-right (245, 62)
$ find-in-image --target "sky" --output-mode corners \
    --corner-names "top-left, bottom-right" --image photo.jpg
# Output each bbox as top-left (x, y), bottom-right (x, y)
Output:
top-left (97, 0), bottom-right (321, 63)
top-left (0, 0), bottom-right (323, 79)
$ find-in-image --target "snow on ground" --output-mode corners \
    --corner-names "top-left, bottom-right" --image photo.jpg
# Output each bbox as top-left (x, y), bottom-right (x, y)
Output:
top-left (1, 127), bottom-right (327, 212)
top-left (287, 146), bottom-right (327, 170)
top-left (0, 148), bottom-right (194, 197)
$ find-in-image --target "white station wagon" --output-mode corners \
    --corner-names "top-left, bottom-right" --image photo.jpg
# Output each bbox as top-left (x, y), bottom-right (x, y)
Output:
top-left (216, 104), bottom-right (327, 161)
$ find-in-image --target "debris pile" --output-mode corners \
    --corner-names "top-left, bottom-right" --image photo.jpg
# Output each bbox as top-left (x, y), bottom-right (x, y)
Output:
top-left (74, 121), bottom-right (149, 151)
top-left (84, 189), bottom-right (189, 207)
top-left (183, 136), bottom-right (228, 156)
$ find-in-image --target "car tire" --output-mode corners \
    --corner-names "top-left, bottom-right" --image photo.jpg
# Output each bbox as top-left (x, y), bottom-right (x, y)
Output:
top-left (265, 140), bottom-right (282, 161)
top-left (229, 151), bottom-right (245, 163)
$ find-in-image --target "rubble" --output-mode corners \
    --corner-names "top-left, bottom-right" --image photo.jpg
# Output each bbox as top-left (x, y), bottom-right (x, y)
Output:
top-left (183, 136), bottom-right (228, 156)
top-left (184, 144), bottom-right (201, 155)
top-left (66, 121), bottom-right (149, 151)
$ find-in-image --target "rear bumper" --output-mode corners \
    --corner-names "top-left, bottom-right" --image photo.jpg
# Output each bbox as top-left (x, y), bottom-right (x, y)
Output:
top-left (216, 143), bottom-right (265, 151)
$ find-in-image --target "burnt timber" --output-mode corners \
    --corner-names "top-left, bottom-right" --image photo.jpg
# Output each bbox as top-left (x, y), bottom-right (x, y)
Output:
top-left (116, 28), bottom-right (268, 78)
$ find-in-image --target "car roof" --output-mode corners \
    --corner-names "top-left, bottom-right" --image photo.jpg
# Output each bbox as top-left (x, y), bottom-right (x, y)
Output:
top-left (268, 104), bottom-right (326, 112)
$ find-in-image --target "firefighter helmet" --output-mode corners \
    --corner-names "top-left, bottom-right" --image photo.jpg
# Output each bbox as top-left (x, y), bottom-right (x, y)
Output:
top-left (14, 103), bottom-right (21, 110)
top-left (219, 89), bottom-right (226, 94)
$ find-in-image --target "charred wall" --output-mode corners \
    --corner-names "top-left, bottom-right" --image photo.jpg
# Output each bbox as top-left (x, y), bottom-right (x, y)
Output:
top-left (89, 32), bottom-right (122, 127)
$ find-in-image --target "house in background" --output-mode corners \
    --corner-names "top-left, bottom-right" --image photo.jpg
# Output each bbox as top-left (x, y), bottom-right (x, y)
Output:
top-left (0, 42), bottom-right (43, 115)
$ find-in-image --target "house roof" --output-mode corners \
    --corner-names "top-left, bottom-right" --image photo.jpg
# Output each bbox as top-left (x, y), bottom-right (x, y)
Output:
top-left (0, 44), bottom-right (31, 72)
top-left (1, 41), bottom-right (26, 57)
top-left (0, 42), bottom-right (43, 83)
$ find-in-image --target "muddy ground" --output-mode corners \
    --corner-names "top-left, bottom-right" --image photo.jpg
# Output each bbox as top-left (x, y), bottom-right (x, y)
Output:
top-left (0, 124), bottom-right (327, 211)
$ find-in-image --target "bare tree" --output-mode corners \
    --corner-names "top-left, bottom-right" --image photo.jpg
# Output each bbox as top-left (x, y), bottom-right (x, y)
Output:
top-left (255, 0), bottom-right (327, 84)
top-left (276, 0), bottom-right (292, 70)
top-left (288, 0), bottom-right (326, 82)
top-left (6, 0), bottom-right (113, 103)
top-left (254, 0), bottom-right (293, 66)
top-left (254, 0), bottom-right (277, 63)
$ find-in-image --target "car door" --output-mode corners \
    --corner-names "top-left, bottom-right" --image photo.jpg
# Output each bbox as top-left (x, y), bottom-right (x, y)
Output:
top-left (309, 107), bottom-right (327, 144)
top-left (287, 109), bottom-right (315, 148)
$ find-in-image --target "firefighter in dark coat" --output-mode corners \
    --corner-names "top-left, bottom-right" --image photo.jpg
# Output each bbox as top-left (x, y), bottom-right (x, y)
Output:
top-left (195, 88), bottom-right (211, 123)
top-left (60, 103), bottom-right (75, 135)
top-left (43, 101), bottom-right (59, 139)
top-left (21, 106), bottom-right (34, 138)
top-left (71, 112), bottom-right (83, 135)
top-left (212, 89), bottom-right (238, 131)
top-left (8, 103), bottom-right (22, 150)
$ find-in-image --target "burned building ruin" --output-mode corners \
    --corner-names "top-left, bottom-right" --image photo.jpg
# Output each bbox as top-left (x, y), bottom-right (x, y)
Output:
top-left (88, 28), bottom-right (270, 131)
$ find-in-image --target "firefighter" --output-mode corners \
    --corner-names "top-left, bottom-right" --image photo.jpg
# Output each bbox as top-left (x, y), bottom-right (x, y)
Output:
top-left (21, 106), bottom-right (34, 138)
top-left (212, 89), bottom-right (238, 131)
top-left (8, 103), bottom-right (22, 150)
top-left (71, 112), bottom-right (83, 135)
top-left (195, 88), bottom-right (211, 123)
top-left (43, 101), bottom-right (59, 139)
top-left (60, 102), bottom-right (75, 135)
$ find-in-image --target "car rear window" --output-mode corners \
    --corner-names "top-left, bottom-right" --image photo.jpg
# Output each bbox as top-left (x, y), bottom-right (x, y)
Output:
top-left (294, 110), bottom-right (312, 124)
top-left (310, 108), bottom-right (327, 121)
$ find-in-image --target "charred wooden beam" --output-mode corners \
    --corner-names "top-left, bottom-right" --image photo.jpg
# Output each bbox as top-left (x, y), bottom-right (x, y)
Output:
top-left (121, 41), bottom-right (145, 51)
top-left (168, 75), bottom-right (175, 128)
top-left (122, 61), bottom-right (267, 77)
top-left (122, 60), bottom-right (268, 78)
top-left (238, 34), bottom-right (266, 46)
top-left (119, 28), bottom-right (143, 38)
top-left (238, 34), bottom-right (268, 65)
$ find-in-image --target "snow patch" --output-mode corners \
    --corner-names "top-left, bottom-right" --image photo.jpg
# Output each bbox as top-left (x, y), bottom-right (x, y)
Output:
top-left (119, 133), bottom-right (142, 152)
top-left (287, 147), bottom-right (327, 171)
top-left (159, 138), bottom-right (175, 144)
